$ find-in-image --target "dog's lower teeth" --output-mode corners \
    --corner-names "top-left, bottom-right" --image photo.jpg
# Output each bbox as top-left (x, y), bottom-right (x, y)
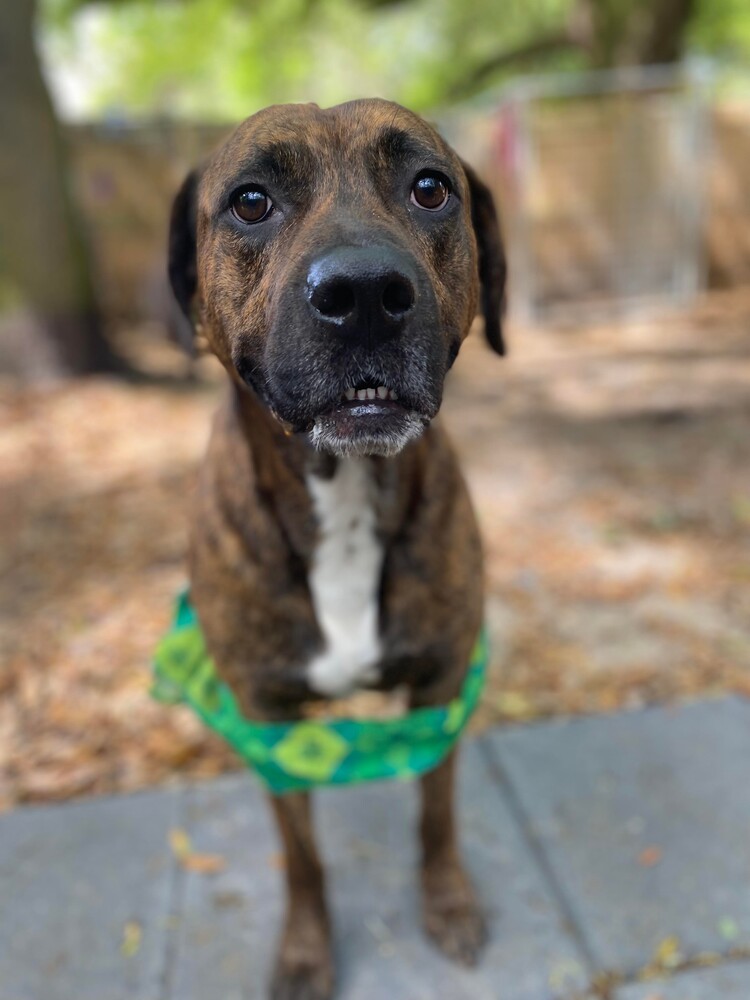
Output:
top-left (342, 386), bottom-right (398, 403)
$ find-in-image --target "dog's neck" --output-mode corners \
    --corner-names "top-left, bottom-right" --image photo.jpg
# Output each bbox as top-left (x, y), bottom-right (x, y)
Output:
top-left (230, 381), bottom-right (391, 696)
top-left (231, 381), bottom-right (339, 485)
top-left (228, 378), bottom-right (418, 558)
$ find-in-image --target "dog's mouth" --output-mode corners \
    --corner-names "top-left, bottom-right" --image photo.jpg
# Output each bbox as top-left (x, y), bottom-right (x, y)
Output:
top-left (338, 383), bottom-right (400, 407)
top-left (314, 381), bottom-right (407, 419)
top-left (310, 381), bottom-right (426, 457)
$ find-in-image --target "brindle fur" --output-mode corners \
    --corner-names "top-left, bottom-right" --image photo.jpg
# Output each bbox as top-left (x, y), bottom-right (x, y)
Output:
top-left (168, 99), bottom-right (505, 1000)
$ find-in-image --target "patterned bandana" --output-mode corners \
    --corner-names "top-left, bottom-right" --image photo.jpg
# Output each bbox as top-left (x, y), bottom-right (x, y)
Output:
top-left (152, 591), bottom-right (488, 795)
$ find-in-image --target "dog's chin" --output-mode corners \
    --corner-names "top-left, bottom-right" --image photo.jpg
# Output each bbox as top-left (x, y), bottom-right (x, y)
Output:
top-left (309, 401), bottom-right (427, 458)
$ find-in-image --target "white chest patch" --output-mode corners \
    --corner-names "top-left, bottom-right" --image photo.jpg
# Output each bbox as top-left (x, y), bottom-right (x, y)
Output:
top-left (306, 458), bottom-right (384, 697)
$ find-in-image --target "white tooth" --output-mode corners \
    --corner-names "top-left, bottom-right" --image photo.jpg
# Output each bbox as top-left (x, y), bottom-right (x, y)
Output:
top-left (345, 388), bottom-right (355, 400)
top-left (376, 386), bottom-right (388, 399)
top-left (390, 389), bottom-right (398, 400)
top-left (366, 387), bottom-right (376, 400)
top-left (356, 389), bottom-right (368, 400)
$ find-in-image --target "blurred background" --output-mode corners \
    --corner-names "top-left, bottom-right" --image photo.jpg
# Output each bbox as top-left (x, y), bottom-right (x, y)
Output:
top-left (1, 0), bottom-right (749, 811)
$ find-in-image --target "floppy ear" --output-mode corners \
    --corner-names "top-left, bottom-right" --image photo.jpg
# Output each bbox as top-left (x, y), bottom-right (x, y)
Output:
top-left (461, 160), bottom-right (507, 355)
top-left (168, 168), bottom-right (201, 324)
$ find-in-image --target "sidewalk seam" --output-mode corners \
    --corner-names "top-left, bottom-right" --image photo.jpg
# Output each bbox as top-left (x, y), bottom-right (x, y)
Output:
top-left (158, 787), bottom-right (188, 1000)
top-left (477, 735), bottom-right (599, 978)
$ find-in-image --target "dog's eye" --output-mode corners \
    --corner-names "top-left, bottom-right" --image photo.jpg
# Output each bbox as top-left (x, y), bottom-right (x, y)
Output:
top-left (410, 173), bottom-right (450, 211)
top-left (231, 186), bottom-right (273, 224)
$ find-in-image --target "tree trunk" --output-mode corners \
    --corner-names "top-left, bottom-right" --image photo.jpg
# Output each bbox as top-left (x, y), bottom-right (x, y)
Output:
top-left (638, 0), bottom-right (696, 64)
top-left (0, 0), bottom-right (121, 377)
top-left (585, 0), bottom-right (696, 67)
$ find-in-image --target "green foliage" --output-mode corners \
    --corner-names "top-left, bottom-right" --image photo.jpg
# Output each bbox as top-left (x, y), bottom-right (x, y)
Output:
top-left (38, 0), bottom-right (750, 121)
top-left (688, 0), bottom-right (750, 58)
top-left (39, 0), bottom-right (576, 117)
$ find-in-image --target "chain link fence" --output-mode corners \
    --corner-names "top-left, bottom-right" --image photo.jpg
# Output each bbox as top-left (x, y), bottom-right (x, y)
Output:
top-left (442, 63), bottom-right (720, 325)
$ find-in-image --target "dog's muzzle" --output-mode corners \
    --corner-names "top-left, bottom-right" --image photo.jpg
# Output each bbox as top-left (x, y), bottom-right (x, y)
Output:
top-left (258, 243), bottom-right (447, 458)
top-left (304, 246), bottom-right (426, 456)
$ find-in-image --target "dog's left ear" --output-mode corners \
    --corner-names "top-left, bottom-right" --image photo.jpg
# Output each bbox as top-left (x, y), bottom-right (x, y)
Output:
top-left (461, 160), bottom-right (507, 355)
top-left (168, 168), bottom-right (201, 326)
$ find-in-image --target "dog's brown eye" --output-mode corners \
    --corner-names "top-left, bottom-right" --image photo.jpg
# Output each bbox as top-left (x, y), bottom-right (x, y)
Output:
top-left (231, 186), bottom-right (273, 224)
top-left (411, 173), bottom-right (450, 211)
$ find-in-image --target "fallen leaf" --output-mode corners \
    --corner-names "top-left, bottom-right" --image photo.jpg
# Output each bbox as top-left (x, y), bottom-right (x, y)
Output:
top-left (181, 852), bottom-right (226, 874)
top-left (121, 920), bottom-right (142, 957)
top-left (169, 827), bottom-right (192, 861)
top-left (718, 917), bottom-right (740, 942)
top-left (653, 935), bottom-right (683, 969)
top-left (492, 690), bottom-right (537, 720)
top-left (638, 846), bottom-right (663, 868)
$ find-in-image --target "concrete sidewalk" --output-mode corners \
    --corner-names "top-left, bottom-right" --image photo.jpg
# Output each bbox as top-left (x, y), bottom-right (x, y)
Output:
top-left (2, 698), bottom-right (749, 1000)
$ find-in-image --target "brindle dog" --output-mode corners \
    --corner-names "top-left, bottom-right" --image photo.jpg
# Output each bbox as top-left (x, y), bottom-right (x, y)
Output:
top-left (168, 98), bottom-right (506, 1000)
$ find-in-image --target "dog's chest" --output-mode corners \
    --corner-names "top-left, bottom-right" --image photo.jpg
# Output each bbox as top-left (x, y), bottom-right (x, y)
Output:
top-left (306, 459), bottom-right (383, 696)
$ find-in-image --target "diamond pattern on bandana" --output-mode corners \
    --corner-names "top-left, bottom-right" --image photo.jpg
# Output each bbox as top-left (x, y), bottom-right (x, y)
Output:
top-left (271, 723), bottom-right (349, 782)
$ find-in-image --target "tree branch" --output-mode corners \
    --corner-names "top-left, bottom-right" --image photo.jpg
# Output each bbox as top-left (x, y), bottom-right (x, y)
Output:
top-left (447, 28), bottom-right (585, 100)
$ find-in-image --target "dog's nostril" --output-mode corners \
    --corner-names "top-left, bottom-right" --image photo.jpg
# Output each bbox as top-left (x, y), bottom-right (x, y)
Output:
top-left (307, 249), bottom-right (418, 329)
top-left (382, 277), bottom-right (415, 318)
top-left (310, 280), bottom-right (356, 320)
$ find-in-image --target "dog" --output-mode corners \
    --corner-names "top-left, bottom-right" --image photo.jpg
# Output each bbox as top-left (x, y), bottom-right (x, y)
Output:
top-left (167, 98), bottom-right (506, 1000)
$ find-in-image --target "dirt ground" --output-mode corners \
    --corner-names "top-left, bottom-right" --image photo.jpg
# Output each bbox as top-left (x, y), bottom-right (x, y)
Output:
top-left (2, 290), bottom-right (750, 811)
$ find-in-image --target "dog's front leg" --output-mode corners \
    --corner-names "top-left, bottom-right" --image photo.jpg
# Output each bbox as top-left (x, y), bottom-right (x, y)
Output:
top-left (268, 792), bottom-right (334, 1000)
top-left (419, 749), bottom-right (487, 967)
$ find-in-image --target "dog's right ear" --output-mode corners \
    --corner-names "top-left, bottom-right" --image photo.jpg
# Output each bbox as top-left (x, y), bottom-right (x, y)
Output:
top-left (168, 168), bottom-right (201, 325)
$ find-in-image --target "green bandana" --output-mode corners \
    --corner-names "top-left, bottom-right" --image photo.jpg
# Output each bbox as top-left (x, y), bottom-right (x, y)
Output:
top-left (152, 591), bottom-right (488, 795)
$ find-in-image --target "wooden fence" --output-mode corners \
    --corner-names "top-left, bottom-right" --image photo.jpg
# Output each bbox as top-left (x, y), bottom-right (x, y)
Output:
top-left (67, 104), bottom-right (750, 329)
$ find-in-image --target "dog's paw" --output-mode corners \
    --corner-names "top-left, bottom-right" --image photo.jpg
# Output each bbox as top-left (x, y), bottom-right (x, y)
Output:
top-left (270, 952), bottom-right (334, 1000)
top-left (423, 893), bottom-right (488, 968)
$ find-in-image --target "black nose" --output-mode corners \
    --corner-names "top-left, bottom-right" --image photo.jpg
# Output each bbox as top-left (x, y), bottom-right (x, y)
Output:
top-left (306, 246), bottom-right (416, 337)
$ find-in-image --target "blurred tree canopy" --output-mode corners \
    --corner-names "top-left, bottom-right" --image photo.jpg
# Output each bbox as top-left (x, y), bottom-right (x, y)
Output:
top-left (40, 0), bottom-right (750, 121)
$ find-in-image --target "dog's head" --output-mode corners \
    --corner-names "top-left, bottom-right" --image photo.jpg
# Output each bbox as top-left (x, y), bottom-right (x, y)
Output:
top-left (169, 99), bottom-right (506, 457)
